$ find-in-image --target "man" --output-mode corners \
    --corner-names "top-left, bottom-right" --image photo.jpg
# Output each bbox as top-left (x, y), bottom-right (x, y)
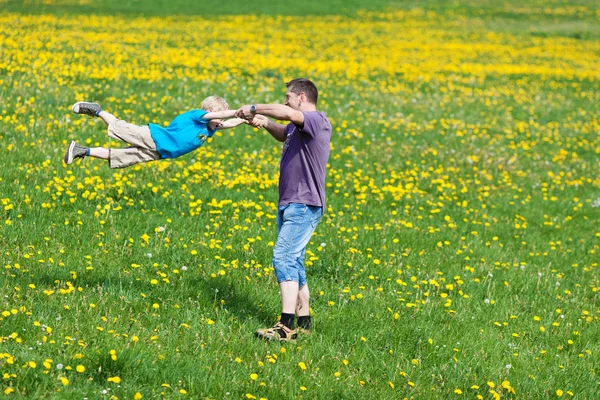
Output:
top-left (236, 78), bottom-right (331, 341)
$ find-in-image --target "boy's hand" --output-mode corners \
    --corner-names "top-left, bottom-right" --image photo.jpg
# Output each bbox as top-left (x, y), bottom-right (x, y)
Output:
top-left (248, 115), bottom-right (269, 129)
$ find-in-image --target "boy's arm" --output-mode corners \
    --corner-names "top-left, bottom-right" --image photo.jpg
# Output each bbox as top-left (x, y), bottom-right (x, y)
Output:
top-left (217, 118), bottom-right (248, 130)
top-left (236, 104), bottom-right (304, 127)
top-left (203, 110), bottom-right (237, 120)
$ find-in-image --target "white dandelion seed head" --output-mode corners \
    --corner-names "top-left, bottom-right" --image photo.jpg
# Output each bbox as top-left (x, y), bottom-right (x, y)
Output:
top-left (56, 364), bottom-right (63, 370)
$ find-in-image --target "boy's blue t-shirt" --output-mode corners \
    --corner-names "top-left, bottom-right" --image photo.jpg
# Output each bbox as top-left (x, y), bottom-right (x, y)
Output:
top-left (148, 110), bottom-right (216, 159)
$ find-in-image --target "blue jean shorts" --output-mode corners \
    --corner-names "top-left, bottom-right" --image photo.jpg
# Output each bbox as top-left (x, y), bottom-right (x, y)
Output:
top-left (272, 203), bottom-right (323, 286)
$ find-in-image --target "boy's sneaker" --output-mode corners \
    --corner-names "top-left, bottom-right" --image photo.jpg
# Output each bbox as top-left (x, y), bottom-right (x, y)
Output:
top-left (64, 141), bottom-right (88, 165)
top-left (72, 101), bottom-right (101, 117)
top-left (255, 322), bottom-right (297, 342)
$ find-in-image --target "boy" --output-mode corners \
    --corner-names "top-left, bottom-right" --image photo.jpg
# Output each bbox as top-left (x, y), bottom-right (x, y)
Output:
top-left (64, 95), bottom-right (247, 168)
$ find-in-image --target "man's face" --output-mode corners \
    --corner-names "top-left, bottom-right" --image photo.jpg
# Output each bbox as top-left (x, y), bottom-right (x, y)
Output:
top-left (284, 90), bottom-right (302, 110)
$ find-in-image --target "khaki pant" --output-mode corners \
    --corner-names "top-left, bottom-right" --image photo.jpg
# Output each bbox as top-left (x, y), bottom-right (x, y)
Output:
top-left (107, 120), bottom-right (161, 169)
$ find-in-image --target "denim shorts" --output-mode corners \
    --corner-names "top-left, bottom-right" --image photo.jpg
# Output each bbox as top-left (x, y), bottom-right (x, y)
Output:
top-left (272, 203), bottom-right (323, 286)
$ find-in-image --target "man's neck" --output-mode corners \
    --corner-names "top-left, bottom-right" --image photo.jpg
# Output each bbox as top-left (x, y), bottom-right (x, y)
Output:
top-left (299, 104), bottom-right (317, 112)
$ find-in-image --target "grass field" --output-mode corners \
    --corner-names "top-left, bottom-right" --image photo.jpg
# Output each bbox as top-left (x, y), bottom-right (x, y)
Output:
top-left (1, 0), bottom-right (600, 398)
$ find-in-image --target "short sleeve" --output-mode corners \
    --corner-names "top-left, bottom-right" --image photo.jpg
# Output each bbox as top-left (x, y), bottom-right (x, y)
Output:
top-left (297, 112), bottom-right (323, 139)
top-left (196, 110), bottom-right (210, 123)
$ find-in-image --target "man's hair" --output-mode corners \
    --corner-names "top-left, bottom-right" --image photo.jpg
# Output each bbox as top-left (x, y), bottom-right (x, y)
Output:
top-left (286, 78), bottom-right (318, 105)
top-left (201, 95), bottom-right (229, 112)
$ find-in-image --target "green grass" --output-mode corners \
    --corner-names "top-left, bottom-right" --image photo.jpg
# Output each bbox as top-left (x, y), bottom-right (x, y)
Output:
top-left (1, 0), bottom-right (600, 399)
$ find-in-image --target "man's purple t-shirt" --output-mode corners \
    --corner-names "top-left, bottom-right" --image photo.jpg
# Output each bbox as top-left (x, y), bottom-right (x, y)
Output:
top-left (279, 111), bottom-right (331, 210)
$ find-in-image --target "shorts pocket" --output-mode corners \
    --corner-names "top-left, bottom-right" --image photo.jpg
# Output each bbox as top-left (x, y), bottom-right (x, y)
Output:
top-left (308, 206), bottom-right (323, 228)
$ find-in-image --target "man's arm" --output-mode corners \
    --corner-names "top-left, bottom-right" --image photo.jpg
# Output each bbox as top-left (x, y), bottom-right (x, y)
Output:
top-left (249, 114), bottom-right (287, 142)
top-left (217, 118), bottom-right (247, 130)
top-left (203, 110), bottom-right (237, 120)
top-left (236, 104), bottom-right (304, 127)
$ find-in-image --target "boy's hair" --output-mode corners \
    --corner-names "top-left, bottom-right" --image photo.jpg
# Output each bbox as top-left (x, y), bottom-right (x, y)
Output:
top-left (201, 95), bottom-right (229, 112)
top-left (286, 78), bottom-right (318, 105)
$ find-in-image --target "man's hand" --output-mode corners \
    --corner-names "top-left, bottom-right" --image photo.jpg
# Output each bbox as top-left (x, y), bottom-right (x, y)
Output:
top-left (248, 114), bottom-right (269, 129)
top-left (235, 105), bottom-right (254, 120)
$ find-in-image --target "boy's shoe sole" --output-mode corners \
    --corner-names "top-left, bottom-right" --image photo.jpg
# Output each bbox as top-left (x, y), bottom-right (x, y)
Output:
top-left (64, 141), bottom-right (87, 165)
top-left (64, 141), bottom-right (77, 164)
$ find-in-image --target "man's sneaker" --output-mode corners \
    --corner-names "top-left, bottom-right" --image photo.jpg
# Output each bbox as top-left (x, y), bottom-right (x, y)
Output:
top-left (64, 141), bottom-right (88, 165)
top-left (255, 322), bottom-right (297, 342)
top-left (72, 101), bottom-right (101, 117)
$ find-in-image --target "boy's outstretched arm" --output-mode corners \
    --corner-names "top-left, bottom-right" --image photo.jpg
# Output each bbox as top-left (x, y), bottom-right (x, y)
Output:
top-left (217, 118), bottom-right (248, 130)
top-left (203, 110), bottom-right (237, 120)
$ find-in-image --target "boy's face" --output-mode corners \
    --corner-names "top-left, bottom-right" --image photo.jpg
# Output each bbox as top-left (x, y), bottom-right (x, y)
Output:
top-left (207, 119), bottom-right (223, 130)
top-left (206, 107), bottom-right (224, 129)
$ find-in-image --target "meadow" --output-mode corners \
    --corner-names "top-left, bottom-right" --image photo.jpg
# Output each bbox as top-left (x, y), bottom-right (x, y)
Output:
top-left (1, 0), bottom-right (600, 398)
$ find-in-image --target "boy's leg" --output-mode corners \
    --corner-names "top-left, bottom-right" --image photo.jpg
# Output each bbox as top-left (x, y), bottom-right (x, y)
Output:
top-left (72, 101), bottom-right (117, 126)
top-left (64, 141), bottom-right (160, 168)
top-left (97, 111), bottom-right (117, 126)
top-left (107, 121), bottom-right (157, 151)
top-left (89, 148), bottom-right (110, 159)
top-left (70, 102), bottom-right (155, 150)
top-left (108, 147), bottom-right (161, 169)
